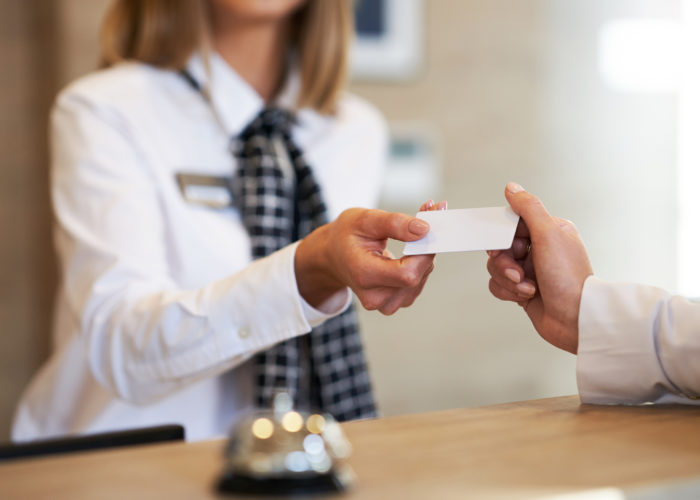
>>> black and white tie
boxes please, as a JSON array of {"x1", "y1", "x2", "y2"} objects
[{"x1": 230, "y1": 107, "x2": 376, "y2": 422}]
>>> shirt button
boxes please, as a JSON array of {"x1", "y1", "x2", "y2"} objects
[{"x1": 238, "y1": 327, "x2": 250, "y2": 339}]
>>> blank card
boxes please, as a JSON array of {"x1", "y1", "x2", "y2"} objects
[{"x1": 403, "y1": 207, "x2": 520, "y2": 255}]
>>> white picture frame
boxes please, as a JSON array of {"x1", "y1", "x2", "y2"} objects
[
  {"x1": 350, "y1": 0, "x2": 424, "y2": 81},
  {"x1": 379, "y1": 122, "x2": 441, "y2": 209}
]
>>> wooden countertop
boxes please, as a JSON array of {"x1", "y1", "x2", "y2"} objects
[{"x1": 2, "y1": 396, "x2": 699, "y2": 499}]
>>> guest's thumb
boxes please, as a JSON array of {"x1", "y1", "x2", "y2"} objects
[{"x1": 504, "y1": 182, "x2": 553, "y2": 234}]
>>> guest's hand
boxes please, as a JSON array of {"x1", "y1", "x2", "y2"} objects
[
  {"x1": 296, "y1": 202, "x2": 444, "y2": 315},
  {"x1": 486, "y1": 183, "x2": 593, "y2": 353}
]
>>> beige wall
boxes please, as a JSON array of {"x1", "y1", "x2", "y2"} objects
[
  {"x1": 355, "y1": 0, "x2": 679, "y2": 416},
  {"x1": 355, "y1": 0, "x2": 573, "y2": 414},
  {"x1": 0, "y1": 0, "x2": 680, "y2": 439},
  {"x1": 0, "y1": 1, "x2": 58, "y2": 442}
]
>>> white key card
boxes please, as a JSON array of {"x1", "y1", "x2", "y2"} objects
[{"x1": 403, "y1": 207, "x2": 520, "y2": 255}]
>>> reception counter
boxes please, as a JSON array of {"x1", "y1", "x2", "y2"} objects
[{"x1": 2, "y1": 396, "x2": 700, "y2": 499}]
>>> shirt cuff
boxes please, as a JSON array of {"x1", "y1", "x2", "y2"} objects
[
  {"x1": 205, "y1": 242, "x2": 314, "y2": 360},
  {"x1": 289, "y1": 242, "x2": 352, "y2": 328},
  {"x1": 576, "y1": 276, "x2": 678, "y2": 404},
  {"x1": 299, "y1": 288, "x2": 352, "y2": 328}
]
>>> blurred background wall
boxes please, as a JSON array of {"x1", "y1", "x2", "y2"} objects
[
  {"x1": 0, "y1": 0, "x2": 680, "y2": 440},
  {"x1": 0, "y1": 1, "x2": 59, "y2": 443}
]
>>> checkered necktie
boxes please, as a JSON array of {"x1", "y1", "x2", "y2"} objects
[{"x1": 230, "y1": 107, "x2": 376, "y2": 422}]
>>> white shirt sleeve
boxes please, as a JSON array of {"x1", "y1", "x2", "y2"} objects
[
  {"x1": 577, "y1": 276, "x2": 700, "y2": 405},
  {"x1": 50, "y1": 91, "x2": 345, "y2": 405},
  {"x1": 299, "y1": 289, "x2": 353, "y2": 328}
]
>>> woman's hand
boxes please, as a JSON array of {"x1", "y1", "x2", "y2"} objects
[{"x1": 295, "y1": 201, "x2": 445, "y2": 315}]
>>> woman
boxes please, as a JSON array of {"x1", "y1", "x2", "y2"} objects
[{"x1": 13, "y1": 0, "x2": 436, "y2": 441}]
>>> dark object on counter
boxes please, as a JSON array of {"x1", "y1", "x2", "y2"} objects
[
  {"x1": 0, "y1": 424, "x2": 185, "y2": 461},
  {"x1": 217, "y1": 393, "x2": 355, "y2": 496},
  {"x1": 218, "y1": 472, "x2": 347, "y2": 496}
]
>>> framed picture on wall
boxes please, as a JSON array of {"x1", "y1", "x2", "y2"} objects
[
  {"x1": 350, "y1": 0, "x2": 424, "y2": 81},
  {"x1": 379, "y1": 122, "x2": 441, "y2": 210}
]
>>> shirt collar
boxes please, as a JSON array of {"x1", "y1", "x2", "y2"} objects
[{"x1": 185, "y1": 52, "x2": 302, "y2": 137}]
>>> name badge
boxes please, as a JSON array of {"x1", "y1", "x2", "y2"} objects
[{"x1": 176, "y1": 173, "x2": 234, "y2": 209}]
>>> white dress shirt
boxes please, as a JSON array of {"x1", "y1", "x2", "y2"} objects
[
  {"x1": 12, "y1": 54, "x2": 387, "y2": 441},
  {"x1": 577, "y1": 276, "x2": 700, "y2": 405}
]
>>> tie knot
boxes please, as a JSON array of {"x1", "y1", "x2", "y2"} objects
[{"x1": 240, "y1": 106, "x2": 295, "y2": 141}]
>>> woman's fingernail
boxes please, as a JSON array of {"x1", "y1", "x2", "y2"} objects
[
  {"x1": 506, "y1": 182, "x2": 524, "y2": 194},
  {"x1": 505, "y1": 269, "x2": 521, "y2": 284},
  {"x1": 427, "y1": 200, "x2": 434, "y2": 208},
  {"x1": 409, "y1": 219, "x2": 430, "y2": 235},
  {"x1": 517, "y1": 282, "x2": 536, "y2": 295}
]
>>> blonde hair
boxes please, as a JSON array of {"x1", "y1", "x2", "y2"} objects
[{"x1": 100, "y1": 0, "x2": 353, "y2": 114}]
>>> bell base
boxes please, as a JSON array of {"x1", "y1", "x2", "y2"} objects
[{"x1": 217, "y1": 471, "x2": 348, "y2": 496}]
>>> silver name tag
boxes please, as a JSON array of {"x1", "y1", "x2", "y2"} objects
[{"x1": 176, "y1": 173, "x2": 233, "y2": 209}]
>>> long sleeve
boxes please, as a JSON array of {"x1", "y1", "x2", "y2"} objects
[
  {"x1": 51, "y1": 91, "x2": 319, "y2": 405},
  {"x1": 577, "y1": 276, "x2": 700, "y2": 404}
]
